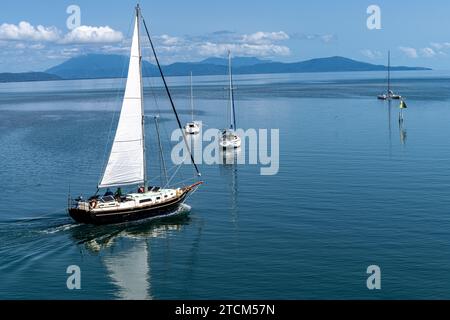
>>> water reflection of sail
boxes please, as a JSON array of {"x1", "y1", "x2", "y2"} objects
[
  {"x1": 219, "y1": 153, "x2": 238, "y2": 224},
  {"x1": 388, "y1": 100, "x2": 392, "y2": 156},
  {"x1": 220, "y1": 147, "x2": 241, "y2": 166},
  {"x1": 399, "y1": 119, "x2": 407, "y2": 145},
  {"x1": 70, "y1": 208, "x2": 190, "y2": 299},
  {"x1": 398, "y1": 100, "x2": 407, "y2": 145},
  {"x1": 104, "y1": 241, "x2": 151, "y2": 299}
]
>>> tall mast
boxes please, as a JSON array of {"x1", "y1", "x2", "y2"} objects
[
  {"x1": 387, "y1": 50, "x2": 391, "y2": 94},
  {"x1": 136, "y1": 4, "x2": 147, "y2": 188},
  {"x1": 190, "y1": 72, "x2": 194, "y2": 122},
  {"x1": 228, "y1": 51, "x2": 236, "y2": 130}
]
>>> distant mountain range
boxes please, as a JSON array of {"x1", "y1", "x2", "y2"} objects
[
  {"x1": 0, "y1": 72, "x2": 61, "y2": 83},
  {"x1": 0, "y1": 54, "x2": 431, "y2": 83},
  {"x1": 46, "y1": 54, "x2": 430, "y2": 80}
]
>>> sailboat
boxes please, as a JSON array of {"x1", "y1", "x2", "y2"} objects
[
  {"x1": 184, "y1": 72, "x2": 201, "y2": 135},
  {"x1": 378, "y1": 51, "x2": 401, "y2": 100},
  {"x1": 219, "y1": 51, "x2": 241, "y2": 149},
  {"x1": 68, "y1": 5, "x2": 202, "y2": 225}
]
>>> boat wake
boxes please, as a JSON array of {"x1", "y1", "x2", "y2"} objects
[
  {"x1": 68, "y1": 203, "x2": 193, "y2": 252},
  {"x1": 40, "y1": 223, "x2": 82, "y2": 235}
]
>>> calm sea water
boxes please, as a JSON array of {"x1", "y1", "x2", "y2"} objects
[{"x1": 2, "y1": 71, "x2": 450, "y2": 299}]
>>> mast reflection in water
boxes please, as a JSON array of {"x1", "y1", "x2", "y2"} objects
[{"x1": 69, "y1": 206, "x2": 191, "y2": 299}]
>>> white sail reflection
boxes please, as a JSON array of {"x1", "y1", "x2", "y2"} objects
[
  {"x1": 219, "y1": 154, "x2": 239, "y2": 225},
  {"x1": 72, "y1": 204, "x2": 191, "y2": 300},
  {"x1": 103, "y1": 241, "x2": 151, "y2": 300}
]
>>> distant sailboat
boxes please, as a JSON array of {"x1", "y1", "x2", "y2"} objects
[
  {"x1": 378, "y1": 51, "x2": 401, "y2": 100},
  {"x1": 219, "y1": 51, "x2": 241, "y2": 149},
  {"x1": 68, "y1": 5, "x2": 202, "y2": 225},
  {"x1": 184, "y1": 72, "x2": 201, "y2": 135}
]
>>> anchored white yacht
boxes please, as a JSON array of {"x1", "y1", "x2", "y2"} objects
[
  {"x1": 378, "y1": 51, "x2": 402, "y2": 100},
  {"x1": 184, "y1": 72, "x2": 201, "y2": 135},
  {"x1": 219, "y1": 51, "x2": 241, "y2": 149}
]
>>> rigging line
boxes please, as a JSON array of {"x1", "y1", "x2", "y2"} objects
[
  {"x1": 141, "y1": 15, "x2": 201, "y2": 177},
  {"x1": 230, "y1": 56, "x2": 237, "y2": 130},
  {"x1": 143, "y1": 48, "x2": 187, "y2": 185},
  {"x1": 147, "y1": 165, "x2": 187, "y2": 187},
  {"x1": 143, "y1": 152, "x2": 185, "y2": 184},
  {"x1": 170, "y1": 176, "x2": 197, "y2": 188},
  {"x1": 142, "y1": 54, "x2": 159, "y2": 184},
  {"x1": 141, "y1": 47, "x2": 188, "y2": 184},
  {"x1": 164, "y1": 154, "x2": 189, "y2": 188},
  {"x1": 154, "y1": 116, "x2": 168, "y2": 185},
  {"x1": 142, "y1": 62, "x2": 188, "y2": 187},
  {"x1": 142, "y1": 42, "x2": 177, "y2": 184}
]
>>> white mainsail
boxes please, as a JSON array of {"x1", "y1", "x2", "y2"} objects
[{"x1": 99, "y1": 13, "x2": 145, "y2": 188}]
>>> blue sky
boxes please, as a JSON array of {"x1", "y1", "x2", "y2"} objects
[{"x1": 1, "y1": 0, "x2": 450, "y2": 72}]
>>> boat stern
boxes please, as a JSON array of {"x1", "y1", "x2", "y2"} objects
[{"x1": 68, "y1": 198, "x2": 94, "y2": 223}]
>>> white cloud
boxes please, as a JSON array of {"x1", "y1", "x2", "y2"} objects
[
  {"x1": 399, "y1": 46, "x2": 418, "y2": 58},
  {"x1": 0, "y1": 21, "x2": 123, "y2": 45},
  {"x1": 320, "y1": 34, "x2": 336, "y2": 43},
  {"x1": 421, "y1": 47, "x2": 436, "y2": 58},
  {"x1": 157, "y1": 34, "x2": 182, "y2": 46},
  {"x1": 198, "y1": 42, "x2": 290, "y2": 57},
  {"x1": 144, "y1": 30, "x2": 293, "y2": 61},
  {"x1": 61, "y1": 26, "x2": 123, "y2": 44},
  {"x1": 29, "y1": 43, "x2": 45, "y2": 50},
  {"x1": 0, "y1": 21, "x2": 59, "y2": 42},
  {"x1": 430, "y1": 42, "x2": 450, "y2": 50},
  {"x1": 291, "y1": 33, "x2": 337, "y2": 43},
  {"x1": 61, "y1": 48, "x2": 80, "y2": 57},
  {"x1": 242, "y1": 31, "x2": 289, "y2": 44},
  {"x1": 360, "y1": 49, "x2": 382, "y2": 59},
  {"x1": 398, "y1": 45, "x2": 445, "y2": 58},
  {"x1": 0, "y1": 25, "x2": 293, "y2": 70},
  {"x1": 100, "y1": 44, "x2": 130, "y2": 54}
]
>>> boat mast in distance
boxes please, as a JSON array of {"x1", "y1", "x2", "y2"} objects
[
  {"x1": 377, "y1": 50, "x2": 401, "y2": 101},
  {"x1": 228, "y1": 50, "x2": 236, "y2": 130},
  {"x1": 387, "y1": 50, "x2": 390, "y2": 95},
  {"x1": 191, "y1": 72, "x2": 194, "y2": 122},
  {"x1": 219, "y1": 50, "x2": 241, "y2": 150},
  {"x1": 184, "y1": 72, "x2": 201, "y2": 135}
]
